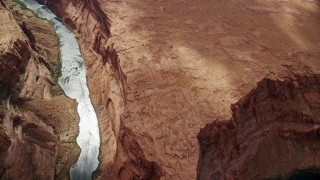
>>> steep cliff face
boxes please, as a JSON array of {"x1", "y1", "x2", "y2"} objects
[
  {"x1": 36, "y1": 0, "x2": 158, "y2": 179},
  {"x1": 0, "y1": 1, "x2": 80, "y2": 179},
  {"x1": 0, "y1": 3, "x2": 29, "y2": 94},
  {"x1": 198, "y1": 75, "x2": 320, "y2": 179},
  {"x1": 37, "y1": 0, "x2": 320, "y2": 179},
  {"x1": 112, "y1": 124, "x2": 164, "y2": 180},
  {"x1": 0, "y1": 4, "x2": 58, "y2": 178},
  {"x1": 2, "y1": 110, "x2": 57, "y2": 179}
]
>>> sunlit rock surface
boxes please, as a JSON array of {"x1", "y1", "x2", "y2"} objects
[
  {"x1": 0, "y1": 3, "x2": 29, "y2": 89},
  {"x1": 0, "y1": 0, "x2": 79, "y2": 179},
  {"x1": 34, "y1": 0, "x2": 320, "y2": 179}
]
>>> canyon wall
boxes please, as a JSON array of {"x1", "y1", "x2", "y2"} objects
[
  {"x1": 0, "y1": 2, "x2": 29, "y2": 95},
  {"x1": 37, "y1": 0, "x2": 320, "y2": 179},
  {"x1": 0, "y1": 3, "x2": 57, "y2": 178},
  {"x1": 198, "y1": 76, "x2": 320, "y2": 179},
  {"x1": 36, "y1": 0, "x2": 154, "y2": 178},
  {"x1": 0, "y1": 1, "x2": 79, "y2": 179}
]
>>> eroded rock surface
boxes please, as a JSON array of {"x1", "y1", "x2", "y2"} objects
[
  {"x1": 0, "y1": 1, "x2": 79, "y2": 179},
  {"x1": 198, "y1": 76, "x2": 320, "y2": 179},
  {"x1": 36, "y1": 0, "x2": 320, "y2": 179},
  {"x1": 36, "y1": 0, "x2": 128, "y2": 178},
  {"x1": 0, "y1": 3, "x2": 29, "y2": 91},
  {"x1": 2, "y1": 111, "x2": 57, "y2": 180}
]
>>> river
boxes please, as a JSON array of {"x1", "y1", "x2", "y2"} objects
[{"x1": 23, "y1": 0, "x2": 100, "y2": 179}]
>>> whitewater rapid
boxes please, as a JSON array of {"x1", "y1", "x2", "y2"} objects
[{"x1": 23, "y1": 0, "x2": 100, "y2": 179}]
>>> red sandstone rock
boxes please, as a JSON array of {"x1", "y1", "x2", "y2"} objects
[
  {"x1": 37, "y1": 0, "x2": 127, "y2": 178},
  {"x1": 2, "y1": 111, "x2": 57, "y2": 180},
  {"x1": 198, "y1": 76, "x2": 320, "y2": 179},
  {"x1": 0, "y1": 4, "x2": 30, "y2": 88},
  {"x1": 0, "y1": 1, "x2": 79, "y2": 179},
  {"x1": 36, "y1": 0, "x2": 320, "y2": 179}
]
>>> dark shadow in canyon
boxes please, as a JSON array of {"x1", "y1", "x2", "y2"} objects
[{"x1": 288, "y1": 169, "x2": 320, "y2": 180}]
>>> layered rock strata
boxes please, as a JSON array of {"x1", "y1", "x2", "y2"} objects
[
  {"x1": 2, "y1": 110, "x2": 57, "y2": 179},
  {"x1": 36, "y1": 0, "x2": 134, "y2": 178},
  {"x1": 36, "y1": 0, "x2": 320, "y2": 179},
  {"x1": 29, "y1": 0, "x2": 320, "y2": 179},
  {"x1": 0, "y1": 3, "x2": 29, "y2": 93},
  {"x1": 198, "y1": 76, "x2": 320, "y2": 179},
  {"x1": 0, "y1": 1, "x2": 79, "y2": 179}
]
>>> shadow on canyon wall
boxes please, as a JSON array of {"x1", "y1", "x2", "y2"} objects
[
  {"x1": 197, "y1": 75, "x2": 320, "y2": 179},
  {"x1": 110, "y1": 0, "x2": 320, "y2": 179}
]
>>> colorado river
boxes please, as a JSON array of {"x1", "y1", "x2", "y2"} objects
[{"x1": 23, "y1": 0, "x2": 100, "y2": 179}]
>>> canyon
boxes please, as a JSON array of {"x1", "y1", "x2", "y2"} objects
[
  {"x1": 1, "y1": 0, "x2": 320, "y2": 179},
  {"x1": 0, "y1": 0, "x2": 80, "y2": 179},
  {"x1": 21, "y1": 0, "x2": 101, "y2": 179}
]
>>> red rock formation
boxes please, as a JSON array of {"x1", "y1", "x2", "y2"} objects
[
  {"x1": 0, "y1": 4, "x2": 30, "y2": 89},
  {"x1": 2, "y1": 111, "x2": 57, "y2": 180},
  {"x1": 113, "y1": 124, "x2": 164, "y2": 180},
  {"x1": 0, "y1": 1, "x2": 80, "y2": 179},
  {"x1": 0, "y1": 131, "x2": 10, "y2": 176},
  {"x1": 198, "y1": 76, "x2": 320, "y2": 179},
  {"x1": 36, "y1": 0, "x2": 320, "y2": 179},
  {"x1": 36, "y1": 0, "x2": 146, "y2": 178},
  {"x1": 0, "y1": 0, "x2": 55, "y2": 100}
]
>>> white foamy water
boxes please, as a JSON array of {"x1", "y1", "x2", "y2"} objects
[{"x1": 23, "y1": 0, "x2": 100, "y2": 179}]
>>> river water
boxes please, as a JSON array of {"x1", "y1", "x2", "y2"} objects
[{"x1": 23, "y1": 0, "x2": 100, "y2": 179}]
